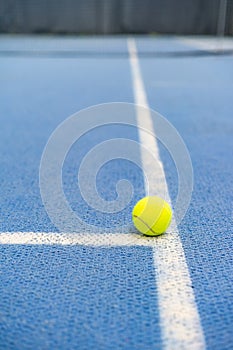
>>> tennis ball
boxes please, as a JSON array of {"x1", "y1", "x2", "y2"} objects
[{"x1": 132, "y1": 196, "x2": 172, "y2": 236}]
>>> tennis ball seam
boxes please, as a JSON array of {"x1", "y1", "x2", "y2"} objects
[{"x1": 133, "y1": 214, "x2": 158, "y2": 235}]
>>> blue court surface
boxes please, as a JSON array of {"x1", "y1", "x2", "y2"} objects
[{"x1": 0, "y1": 35, "x2": 233, "y2": 349}]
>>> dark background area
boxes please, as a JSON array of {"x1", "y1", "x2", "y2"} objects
[{"x1": 0, "y1": 0, "x2": 232, "y2": 35}]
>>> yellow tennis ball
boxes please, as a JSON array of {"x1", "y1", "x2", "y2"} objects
[{"x1": 132, "y1": 196, "x2": 172, "y2": 236}]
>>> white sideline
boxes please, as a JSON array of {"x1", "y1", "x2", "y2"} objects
[{"x1": 128, "y1": 38, "x2": 206, "y2": 350}]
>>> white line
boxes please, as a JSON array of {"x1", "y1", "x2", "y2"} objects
[
  {"x1": 0, "y1": 232, "x2": 153, "y2": 246},
  {"x1": 128, "y1": 38, "x2": 206, "y2": 350},
  {"x1": 179, "y1": 37, "x2": 233, "y2": 52}
]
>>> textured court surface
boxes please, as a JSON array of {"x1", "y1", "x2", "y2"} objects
[{"x1": 0, "y1": 35, "x2": 233, "y2": 349}]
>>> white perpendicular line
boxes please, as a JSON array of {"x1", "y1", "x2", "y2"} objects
[
  {"x1": 0, "y1": 232, "x2": 154, "y2": 247},
  {"x1": 128, "y1": 37, "x2": 206, "y2": 349}
]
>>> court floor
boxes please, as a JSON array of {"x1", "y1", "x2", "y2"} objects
[{"x1": 0, "y1": 35, "x2": 233, "y2": 350}]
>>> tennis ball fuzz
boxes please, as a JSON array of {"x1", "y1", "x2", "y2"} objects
[{"x1": 132, "y1": 196, "x2": 172, "y2": 236}]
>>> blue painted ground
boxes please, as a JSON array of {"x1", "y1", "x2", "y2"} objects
[
  {"x1": 0, "y1": 245, "x2": 160, "y2": 350},
  {"x1": 0, "y1": 35, "x2": 233, "y2": 349}
]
